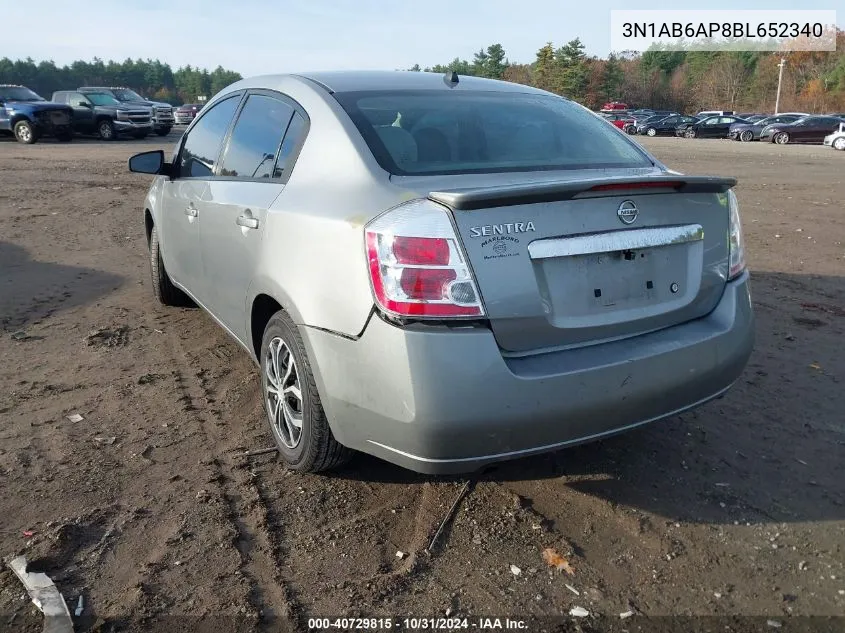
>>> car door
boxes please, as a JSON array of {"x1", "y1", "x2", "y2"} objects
[
  {"x1": 808, "y1": 118, "x2": 840, "y2": 142},
  {"x1": 696, "y1": 117, "x2": 717, "y2": 137},
  {"x1": 159, "y1": 93, "x2": 242, "y2": 304},
  {"x1": 709, "y1": 117, "x2": 733, "y2": 137},
  {"x1": 658, "y1": 116, "x2": 678, "y2": 132},
  {"x1": 199, "y1": 91, "x2": 308, "y2": 341},
  {"x1": 66, "y1": 92, "x2": 95, "y2": 132}
]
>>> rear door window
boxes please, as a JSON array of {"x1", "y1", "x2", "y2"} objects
[
  {"x1": 179, "y1": 95, "x2": 240, "y2": 178},
  {"x1": 218, "y1": 94, "x2": 294, "y2": 179},
  {"x1": 274, "y1": 111, "x2": 308, "y2": 180}
]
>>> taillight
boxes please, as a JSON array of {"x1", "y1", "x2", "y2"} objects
[
  {"x1": 365, "y1": 199, "x2": 485, "y2": 318},
  {"x1": 727, "y1": 189, "x2": 746, "y2": 280}
]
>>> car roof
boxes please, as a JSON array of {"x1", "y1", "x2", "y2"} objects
[{"x1": 241, "y1": 70, "x2": 551, "y2": 95}]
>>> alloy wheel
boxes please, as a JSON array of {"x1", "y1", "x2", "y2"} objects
[
  {"x1": 16, "y1": 125, "x2": 32, "y2": 143},
  {"x1": 834, "y1": 137, "x2": 845, "y2": 151},
  {"x1": 264, "y1": 336, "x2": 303, "y2": 449},
  {"x1": 775, "y1": 132, "x2": 789, "y2": 145},
  {"x1": 740, "y1": 130, "x2": 753, "y2": 142}
]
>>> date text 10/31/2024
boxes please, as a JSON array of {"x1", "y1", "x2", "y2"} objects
[{"x1": 308, "y1": 617, "x2": 528, "y2": 630}]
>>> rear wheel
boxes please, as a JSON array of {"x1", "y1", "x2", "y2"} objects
[
  {"x1": 833, "y1": 137, "x2": 845, "y2": 151},
  {"x1": 740, "y1": 130, "x2": 754, "y2": 142},
  {"x1": 149, "y1": 226, "x2": 190, "y2": 306},
  {"x1": 774, "y1": 132, "x2": 790, "y2": 145},
  {"x1": 260, "y1": 311, "x2": 352, "y2": 473},
  {"x1": 98, "y1": 119, "x2": 115, "y2": 141},
  {"x1": 13, "y1": 120, "x2": 37, "y2": 144}
]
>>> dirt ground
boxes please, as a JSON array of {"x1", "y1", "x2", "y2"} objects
[{"x1": 0, "y1": 132, "x2": 843, "y2": 633}]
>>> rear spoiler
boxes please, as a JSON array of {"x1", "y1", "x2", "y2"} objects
[{"x1": 429, "y1": 175, "x2": 737, "y2": 211}]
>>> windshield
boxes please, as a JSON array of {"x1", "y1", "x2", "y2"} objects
[
  {"x1": 112, "y1": 88, "x2": 146, "y2": 102},
  {"x1": 87, "y1": 93, "x2": 121, "y2": 106},
  {"x1": 0, "y1": 86, "x2": 44, "y2": 102},
  {"x1": 334, "y1": 90, "x2": 651, "y2": 176}
]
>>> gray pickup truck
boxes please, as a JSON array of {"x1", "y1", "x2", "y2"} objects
[
  {"x1": 52, "y1": 90, "x2": 153, "y2": 140},
  {"x1": 78, "y1": 86, "x2": 174, "y2": 136}
]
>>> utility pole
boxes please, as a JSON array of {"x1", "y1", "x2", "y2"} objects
[{"x1": 775, "y1": 57, "x2": 786, "y2": 114}]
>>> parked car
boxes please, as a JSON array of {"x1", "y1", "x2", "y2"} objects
[
  {"x1": 736, "y1": 113, "x2": 768, "y2": 122},
  {"x1": 640, "y1": 115, "x2": 699, "y2": 137},
  {"x1": 680, "y1": 115, "x2": 751, "y2": 138},
  {"x1": 52, "y1": 91, "x2": 153, "y2": 140},
  {"x1": 823, "y1": 122, "x2": 845, "y2": 150},
  {"x1": 635, "y1": 113, "x2": 681, "y2": 134},
  {"x1": 598, "y1": 111, "x2": 635, "y2": 130},
  {"x1": 760, "y1": 115, "x2": 845, "y2": 144},
  {"x1": 127, "y1": 71, "x2": 753, "y2": 474},
  {"x1": 79, "y1": 87, "x2": 174, "y2": 136},
  {"x1": 174, "y1": 103, "x2": 204, "y2": 125},
  {"x1": 0, "y1": 84, "x2": 73, "y2": 143},
  {"x1": 696, "y1": 110, "x2": 735, "y2": 118},
  {"x1": 600, "y1": 101, "x2": 629, "y2": 111},
  {"x1": 729, "y1": 113, "x2": 807, "y2": 141}
]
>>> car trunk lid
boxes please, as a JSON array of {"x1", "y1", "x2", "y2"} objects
[{"x1": 425, "y1": 173, "x2": 736, "y2": 353}]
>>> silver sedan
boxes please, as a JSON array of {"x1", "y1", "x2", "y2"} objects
[{"x1": 128, "y1": 71, "x2": 754, "y2": 474}]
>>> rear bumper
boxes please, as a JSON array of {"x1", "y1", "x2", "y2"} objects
[{"x1": 303, "y1": 273, "x2": 755, "y2": 474}]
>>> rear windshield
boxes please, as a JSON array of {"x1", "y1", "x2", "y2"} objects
[{"x1": 334, "y1": 90, "x2": 652, "y2": 175}]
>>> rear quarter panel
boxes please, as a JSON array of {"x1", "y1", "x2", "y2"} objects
[{"x1": 244, "y1": 78, "x2": 413, "y2": 339}]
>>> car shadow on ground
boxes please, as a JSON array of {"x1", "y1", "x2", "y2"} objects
[
  {"x1": 327, "y1": 270, "x2": 844, "y2": 525},
  {"x1": 0, "y1": 241, "x2": 124, "y2": 330}
]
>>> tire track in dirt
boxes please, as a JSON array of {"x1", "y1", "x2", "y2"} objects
[{"x1": 163, "y1": 312, "x2": 302, "y2": 630}]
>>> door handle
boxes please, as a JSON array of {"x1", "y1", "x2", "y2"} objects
[
  {"x1": 184, "y1": 206, "x2": 198, "y2": 217},
  {"x1": 236, "y1": 214, "x2": 259, "y2": 229}
]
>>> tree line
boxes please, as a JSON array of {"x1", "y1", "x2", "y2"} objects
[
  {"x1": 0, "y1": 57, "x2": 242, "y2": 105},
  {"x1": 4, "y1": 35, "x2": 845, "y2": 113},
  {"x1": 411, "y1": 32, "x2": 845, "y2": 113}
]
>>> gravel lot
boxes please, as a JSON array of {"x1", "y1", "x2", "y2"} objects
[{"x1": 1, "y1": 132, "x2": 843, "y2": 632}]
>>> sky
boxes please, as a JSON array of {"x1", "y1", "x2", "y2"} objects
[{"x1": 5, "y1": 0, "x2": 842, "y2": 76}]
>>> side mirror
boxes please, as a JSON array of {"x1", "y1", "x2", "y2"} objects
[{"x1": 129, "y1": 150, "x2": 167, "y2": 175}]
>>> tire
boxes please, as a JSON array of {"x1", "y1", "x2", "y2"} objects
[
  {"x1": 156, "y1": 126, "x2": 172, "y2": 137},
  {"x1": 626, "y1": 125, "x2": 637, "y2": 135},
  {"x1": 149, "y1": 226, "x2": 191, "y2": 306},
  {"x1": 56, "y1": 130, "x2": 74, "y2": 143},
  {"x1": 774, "y1": 132, "x2": 789, "y2": 145},
  {"x1": 834, "y1": 137, "x2": 845, "y2": 151},
  {"x1": 685, "y1": 129, "x2": 696, "y2": 138},
  {"x1": 98, "y1": 119, "x2": 116, "y2": 141},
  {"x1": 646, "y1": 127, "x2": 657, "y2": 137},
  {"x1": 740, "y1": 130, "x2": 754, "y2": 142},
  {"x1": 260, "y1": 311, "x2": 352, "y2": 473},
  {"x1": 13, "y1": 120, "x2": 37, "y2": 144}
]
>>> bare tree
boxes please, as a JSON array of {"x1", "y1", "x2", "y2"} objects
[{"x1": 696, "y1": 55, "x2": 751, "y2": 109}]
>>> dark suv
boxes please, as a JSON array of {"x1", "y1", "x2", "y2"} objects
[
  {"x1": 0, "y1": 85, "x2": 74, "y2": 143},
  {"x1": 52, "y1": 91, "x2": 153, "y2": 140},
  {"x1": 79, "y1": 87, "x2": 174, "y2": 136}
]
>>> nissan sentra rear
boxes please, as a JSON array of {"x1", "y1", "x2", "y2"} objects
[
  {"x1": 307, "y1": 77, "x2": 755, "y2": 473},
  {"x1": 132, "y1": 71, "x2": 754, "y2": 475}
]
